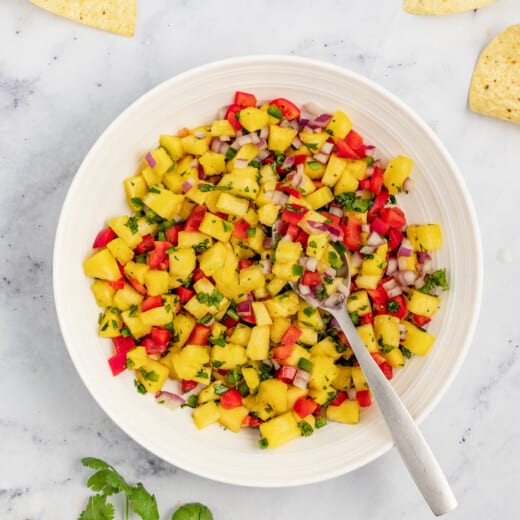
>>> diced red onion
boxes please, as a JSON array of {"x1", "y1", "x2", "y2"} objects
[
  {"x1": 190, "y1": 158, "x2": 199, "y2": 168},
  {"x1": 219, "y1": 142, "x2": 230, "y2": 155},
  {"x1": 324, "y1": 266, "x2": 337, "y2": 278},
  {"x1": 304, "y1": 257, "x2": 318, "y2": 272},
  {"x1": 291, "y1": 172, "x2": 303, "y2": 187},
  {"x1": 292, "y1": 136, "x2": 302, "y2": 149},
  {"x1": 324, "y1": 292, "x2": 345, "y2": 309},
  {"x1": 237, "y1": 134, "x2": 254, "y2": 147},
  {"x1": 298, "y1": 284, "x2": 311, "y2": 295},
  {"x1": 296, "y1": 163, "x2": 304, "y2": 176},
  {"x1": 398, "y1": 238, "x2": 413, "y2": 257},
  {"x1": 382, "y1": 278, "x2": 397, "y2": 291},
  {"x1": 337, "y1": 282, "x2": 350, "y2": 296},
  {"x1": 417, "y1": 252, "x2": 431, "y2": 263},
  {"x1": 366, "y1": 231, "x2": 385, "y2": 247},
  {"x1": 272, "y1": 191, "x2": 289, "y2": 206},
  {"x1": 219, "y1": 135, "x2": 231, "y2": 142},
  {"x1": 361, "y1": 224, "x2": 371, "y2": 234},
  {"x1": 386, "y1": 286, "x2": 403, "y2": 298},
  {"x1": 256, "y1": 138, "x2": 267, "y2": 150},
  {"x1": 395, "y1": 270, "x2": 417, "y2": 286},
  {"x1": 403, "y1": 177, "x2": 415, "y2": 192},
  {"x1": 210, "y1": 138, "x2": 221, "y2": 153},
  {"x1": 294, "y1": 371, "x2": 311, "y2": 388},
  {"x1": 386, "y1": 257, "x2": 398, "y2": 275},
  {"x1": 421, "y1": 259, "x2": 434, "y2": 276},
  {"x1": 194, "y1": 130, "x2": 206, "y2": 139},
  {"x1": 288, "y1": 119, "x2": 300, "y2": 131},
  {"x1": 145, "y1": 152, "x2": 156, "y2": 168},
  {"x1": 260, "y1": 126, "x2": 269, "y2": 140},
  {"x1": 256, "y1": 149, "x2": 270, "y2": 161},
  {"x1": 330, "y1": 316, "x2": 341, "y2": 329},
  {"x1": 347, "y1": 388, "x2": 357, "y2": 400},
  {"x1": 282, "y1": 156, "x2": 296, "y2": 169},
  {"x1": 350, "y1": 252, "x2": 363, "y2": 269},
  {"x1": 414, "y1": 276, "x2": 426, "y2": 289},
  {"x1": 304, "y1": 293, "x2": 321, "y2": 308},
  {"x1": 328, "y1": 206, "x2": 343, "y2": 218},
  {"x1": 313, "y1": 152, "x2": 329, "y2": 165},
  {"x1": 154, "y1": 391, "x2": 185, "y2": 410},
  {"x1": 234, "y1": 158, "x2": 249, "y2": 169},
  {"x1": 236, "y1": 301, "x2": 252, "y2": 315},
  {"x1": 263, "y1": 237, "x2": 273, "y2": 249},
  {"x1": 360, "y1": 245, "x2": 376, "y2": 255},
  {"x1": 230, "y1": 139, "x2": 241, "y2": 150},
  {"x1": 307, "y1": 220, "x2": 342, "y2": 237},
  {"x1": 249, "y1": 132, "x2": 260, "y2": 145},
  {"x1": 260, "y1": 259, "x2": 272, "y2": 274},
  {"x1": 366, "y1": 145, "x2": 376, "y2": 151},
  {"x1": 320, "y1": 141, "x2": 334, "y2": 154},
  {"x1": 272, "y1": 359, "x2": 281, "y2": 371},
  {"x1": 181, "y1": 179, "x2": 195, "y2": 193}
]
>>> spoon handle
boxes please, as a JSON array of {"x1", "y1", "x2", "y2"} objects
[{"x1": 331, "y1": 308, "x2": 457, "y2": 516}]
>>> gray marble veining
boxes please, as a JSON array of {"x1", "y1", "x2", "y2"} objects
[{"x1": 1, "y1": 0, "x2": 520, "y2": 518}]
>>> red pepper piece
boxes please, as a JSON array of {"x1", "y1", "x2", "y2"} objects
[
  {"x1": 329, "y1": 391, "x2": 348, "y2": 407},
  {"x1": 108, "y1": 278, "x2": 125, "y2": 290},
  {"x1": 356, "y1": 390, "x2": 372, "y2": 407},
  {"x1": 385, "y1": 295, "x2": 407, "y2": 320},
  {"x1": 225, "y1": 103, "x2": 242, "y2": 131},
  {"x1": 113, "y1": 336, "x2": 136, "y2": 355},
  {"x1": 165, "y1": 224, "x2": 182, "y2": 244},
  {"x1": 134, "y1": 234, "x2": 155, "y2": 254},
  {"x1": 276, "y1": 365, "x2": 298, "y2": 384},
  {"x1": 380, "y1": 207, "x2": 406, "y2": 230},
  {"x1": 108, "y1": 352, "x2": 128, "y2": 376},
  {"x1": 127, "y1": 276, "x2": 147, "y2": 295},
  {"x1": 302, "y1": 271, "x2": 322, "y2": 287},
  {"x1": 93, "y1": 228, "x2": 117, "y2": 249},
  {"x1": 234, "y1": 91, "x2": 257, "y2": 108},
  {"x1": 369, "y1": 167, "x2": 385, "y2": 195},
  {"x1": 187, "y1": 324, "x2": 212, "y2": 346},
  {"x1": 176, "y1": 286, "x2": 194, "y2": 303},
  {"x1": 232, "y1": 218, "x2": 251, "y2": 239},
  {"x1": 293, "y1": 396, "x2": 318, "y2": 418},
  {"x1": 272, "y1": 344, "x2": 293, "y2": 360},
  {"x1": 341, "y1": 215, "x2": 362, "y2": 251},
  {"x1": 269, "y1": 98, "x2": 301, "y2": 120},
  {"x1": 141, "y1": 295, "x2": 163, "y2": 312},
  {"x1": 183, "y1": 205, "x2": 207, "y2": 232},
  {"x1": 148, "y1": 241, "x2": 171, "y2": 270},
  {"x1": 220, "y1": 388, "x2": 243, "y2": 409},
  {"x1": 281, "y1": 325, "x2": 302, "y2": 346}
]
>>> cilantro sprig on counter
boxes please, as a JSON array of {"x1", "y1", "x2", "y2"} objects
[{"x1": 78, "y1": 457, "x2": 213, "y2": 520}]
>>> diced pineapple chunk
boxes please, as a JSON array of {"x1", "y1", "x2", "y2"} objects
[
  {"x1": 306, "y1": 186, "x2": 335, "y2": 210},
  {"x1": 238, "y1": 107, "x2": 269, "y2": 132},
  {"x1": 326, "y1": 399, "x2": 360, "y2": 424},
  {"x1": 247, "y1": 325, "x2": 270, "y2": 360},
  {"x1": 406, "y1": 289, "x2": 440, "y2": 317},
  {"x1": 216, "y1": 192, "x2": 250, "y2": 216},
  {"x1": 251, "y1": 302, "x2": 273, "y2": 326},
  {"x1": 218, "y1": 405, "x2": 249, "y2": 433},
  {"x1": 113, "y1": 283, "x2": 144, "y2": 311},
  {"x1": 83, "y1": 248, "x2": 121, "y2": 281},
  {"x1": 374, "y1": 314, "x2": 401, "y2": 351},
  {"x1": 268, "y1": 125, "x2": 297, "y2": 152},
  {"x1": 144, "y1": 187, "x2": 184, "y2": 220},
  {"x1": 326, "y1": 110, "x2": 352, "y2": 139},
  {"x1": 144, "y1": 269, "x2": 169, "y2": 296},
  {"x1": 383, "y1": 155, "x2": 413, "y2": 195},
  {"x1": 264, "y1": 291, "x2": 299, "y2": 318},
  {"x1": 402, "y1": 321, "x2": 435, "y2": 355},
  {"x1": 199, "y1": 151, "x2": 226, "y2": 176},
  {"x1": 356, "y1": 323, "x2": 378, "y2": 353},
  {"x1": 259, "y1": 412, "x2": 301, "y2": 448},
  {"x1": 406, "y1": 224, "x2": 443, "y2": 252},
  {"x1": 159, "y1": 135, "x2": 184, "y2": 160},
  {"x1": 351, "y1": 366, "x2": 368, "y2": 391},
  {"x1": 192, "y1": 401, "x2": 220, "y2": 429},
  {"x1": 98, "y1": 308, "x2": 122, "y2": 338},
  {"x1": 108, "y1": 216, "x2": 143, "y2": 249},
  {"x1": 321, "y1": 154, "x2": 347, "y2": 186},
  {"x1": 91, "y1": 280, "x2": 115, "y2": 307},
  {"x1": 135, "y1": 359, "x2": 170, "y2": 393}
]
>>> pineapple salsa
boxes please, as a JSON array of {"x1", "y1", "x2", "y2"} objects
[{"x1": 83, "y1": 91, "x2": 449, "y2": 449}]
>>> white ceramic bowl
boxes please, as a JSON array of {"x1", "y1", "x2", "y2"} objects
[{"x1": 54, "y1": 55, "x2": 482, "y2": 487}]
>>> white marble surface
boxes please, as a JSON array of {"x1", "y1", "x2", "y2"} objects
[{"x1": 1, "y1": 0, "x2": 519, "y2": 518}]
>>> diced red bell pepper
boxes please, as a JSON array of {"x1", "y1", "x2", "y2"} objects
[
  {"x1": 93, "y1": 227, "x2": 117, "y2": 248},
  {"x1": 141, "y1": 336, "x2": 167, "y2": 355},
  {"x1": 336, "y1": 138, "x2": 359, "y2": 159},
  {"x1": 285, "y1": 224, "x2": 300, "y2": 240},
  {"x1": 356, "y1": 390, "x2": 372, "y2": 407},
  {"x1": 141, "y1": 295, "x2": 163, "y2": 312},
  {"x1": 221, "y1": 315, "x2": 239, "y2": 328},
  {"x1": 148, "y1": 241, "x2": 171, "y2": 270},
  {"x1": 385, "y1": 295, "x2": 407, "y2": 320},
  {"x1": 281, "y1": 325, "x2": 302, "y2": 346},
  {"x1": 176, "y1": 286, "x2": 194, "y2": 303},
  {"x1": 127, "y1": 276, "x2": 147, "y2": 295},
  {"x1": 293, "y1": 154, "x2": 308, "y2": 166},
  {"x1": 242, "y1": 414, "x2": 263, "y2": 428},
  {"x1": 232, "y1": 218, "x2": 251, "y2": 239},
  {"x1": 269, "y1": 97, "x2": 301, "y2": 120},
  {"x1": 359, "y1": 178, "x2": 371, "y2": 191},
  {"x1": 151, "y1": 326, "x2": 171, "y2": 348},
  {"x1": 181, "y1": 379, "x2": 199, "y2": 393},
  {"x1": 329, "y1": 391, "x2": 348, "y2": 407},
  {"x1": 346, "y1": 130, "x2": 366, "y2": 157},
  {"x1": 193, "y1": 268, "x2": 206, "y2": 282},
  {"x1": 369, "y1": 167, "x2": 385, "y2": 195},
  {"x1": 388, "y1": 228, "x2": 403, "y2": 251},
  {"x1": 276, "y1": 183, "x2": 302, "y2": 198},
  {"x1": 234, "y1": 91, "x2": 257, "y2": 108},
  {"x1": 380, "y1": 362, "x2": 393, "y2": 380},
  {"x1": 108, "y1": 352, "x2": 128, "y2": 376},
  {"x1": 367, "y1": 188, "x2": 389, "y2": 222},
  {"x1": 276, "y1": 365, "x2": 298, "y2": 384},
  {"x1": 380, "y1": 207, "x2": 406, "y2": 230},
  {"x1": 371, "y1": 352, "x2": 387, "y2": 365},
  {"x1": 370, "y1": 217, "x2": 390, "y2": 236},
  {"x1": 225, "y1": 103, "x2": 242, "y2": 131},
  {"x1": 241, "y1": 311, "x2": 257, "y2": 325},
  {"x1": 187, "y1": 324, "x2": 212, "y2": 345},
  {"x1": 302, "y1": 271, "x2": 322, "y2": 287},
  {"x1": 272, "y1": 344, "x2": 293, "y2": 360},
  {"x1": 320, "y1": 211, "x2": 342, "y2": 227},
  {"x1": 342, "y1": 215, "x2": 362, "y2": 251},
  {"x1": 367, "y1": 286, "x2": 388, "y2": 306},
  {"x1": 295, "y1": 229, "x2": 309, "y2": 248},
  {"x1": 281, "y1": 206, "x2": 308, "y2": 226},
  {"x1": 165, "y1": 224, "x2": 182, "y2": 244},
  {"x1": 108, "y1": 277, "x2": 125, "y2": 290},
  {"x1": 358, "y1": 312, "x2": 374, "y2": 325},
  {"x1": 293, "y1": 396, "x2": 318, "y2": 418},
  {"x1": 337, "y1": 331, "x2": 350, "y2": 349},
  {"x1": 113, "y1": 336, "x2": 136, "y2": 355},
  {"x1": 239, "y1": 259, "x2": 254, "y2": 270},
  {"x1": 135, "y1": 234, "x2": 155, "y2": 254},
  {"x1": 184, "y1": 205, "x2": 207, "y2": 232},
  {"x1": 412, "y1": 314, "x2": 432, "y2": 327},
  {"x1": 313, "y1": 180, "x2": 325, "y2": 189},
  {"x1": 220, "y1": 388, "x2": 243, "y2": 409}
]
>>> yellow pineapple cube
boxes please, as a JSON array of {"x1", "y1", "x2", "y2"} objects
[
  {"x1": 199, "y1": 151, "x2": 226, "y2": 176},
  {"x1": 192, "y1": 401, "x2": 220, "y2": 429},
  {"x1": 383, "y1": 155, "x2": 413, "y2": 195},
  {"x1": 247, "y1": 325, "x2": 270, "y2": 360},
  {"x1": 144, "y1": 187, "x2": 184, "y2": 220},
  {"x1": 108, "y1": 216, "x2": 143, "y2": 249},
  {"x1": 91, "y1": 280, "x2": 115, "y2": 307},
  {"x1": 326, "y1": 399, "x2": 360, "y2": 424},
  {"x1": 406, "y1": 289, "x2": 440, "y2": 317},
  {"x1": 259, "y1": 412, "x2": 300, "y2": 448},
  {"x1": 402, "y1": 321, "x2": 435, "y2": 355},
  {"x1": 199, "y1": 213, "x2": 233, "y2": 242},
  {"x1": 306, "y1": 186, "x2": 335, "y2": 210},
  {"x1": 326, "y1": 110, "x2": 352, "y2": 139},
  {"x1": 238, "y1": 107, "x2": 269, "y2": 132},
  {"x1": 268, "y1": 125, "x2": 297, "y2": 152},
  {"x1": 159, "y1": 134, "x2": 184, "y2": 160},
  {"x1": 406, "y1": 224, "x2": 443, "y2": 252},
  {"x1": 144, "y1": 270, "x2": 169, "y2": 296},
  {"x1": 216, "y1": 192, "x2": 250, "y2": 216},
  {"x1": 218, "y1": 405, "x2": 249, "y2": 433},
  {"x1": 83, "y1": 248, "x2": 121, "y2": 281}
]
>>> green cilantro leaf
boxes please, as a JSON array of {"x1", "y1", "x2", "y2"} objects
[
  {"x1": 78, "y1": 495, "x2": 115, "y2": 520},
  {"x1": 419, "y1": 269, "x2": 449, "y2": 294}
]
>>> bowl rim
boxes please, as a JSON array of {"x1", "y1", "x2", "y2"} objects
[{"x1": 53, "y1": 54, "x2": 483, "y2": 486}]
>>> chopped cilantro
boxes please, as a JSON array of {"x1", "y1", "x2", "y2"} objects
[
  {"x1": 292, "y1": 264, "x2": 304, "y2": 276},
  {"x1": 198, "y1": 183, "x2": 232, "y2": 192},
  {"x1": 328, "y1": 251, "x2": 342, "y2": 269},
  {"x1": 302, "y1": 141, "x2": 319, "y2": 150},
  {"x1": 149, "y1": 186, "x2": 161, "y2": 194},
  {"x1": 297, "y1": 420, "x2": 314, "y2": 437},
  {"x1": 365, "y1": 156, "x2": 374, "y2": 166},
  {"x1": 246, "y1": 226, "x2": 257, "y2": 237},
  {"x1": 303, "y1": 306, "x2": 316, "y2": 317},
  {"x1": 315, "y1": 416, "x2": 327, "y2": 428},
  {"x1": 335, "y1": 192, "x2": 374, "y2": 213},
  {"x1": 129, "y1": 304, "x2": 139, "y2": 317},
  {"x1": 193, "y1": 238, "x2": 210, "y2": 253},
  {"x1": 386, "y1": 300, "x2": 400, "y2": 313},
  {"x1": 214, "y1": 383, "x2": 229, "y2": 395},
  {"x1": 125, "y1": 216, "x2": 139, "y2": 234},
  {"x1": 419, "y1": 269, "x2": 449, "y2": 294},
  {"x1": 258, "y1": 438, "x2": 269, "y2": 449},
  {"x1": 267, "y1": 105, "x2": 283, "y2": 119},
  {"x1": 134, "y1": 379, "x2": 146, "y2": 394},
  {"x1": 401, "y1": 346, "x2": 412, "y2": 359},
  {"x1": 130, "y1": 197, "x2": 143, "y2": 208},
  {"x1": 225, "y1": 148, "x2": 237, "y2": 160},
  {"x1": 349, "y1": 311, "x2": 359, "y2": 325}
]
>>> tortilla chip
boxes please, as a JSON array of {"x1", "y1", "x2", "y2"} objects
[
  {"x1": 469, "y1": 25, "x2": 520, "y2": 124},
  {"x1": 403, "y1": 0, "x2": 496, "y2": 15},
  {"x1": 30, "y1": 0, "x2": 136, "y2": 37}
]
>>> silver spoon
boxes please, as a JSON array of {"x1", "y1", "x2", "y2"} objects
[{"x1": 292, "y1": 250, "x2": 457, "y2": 516}]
